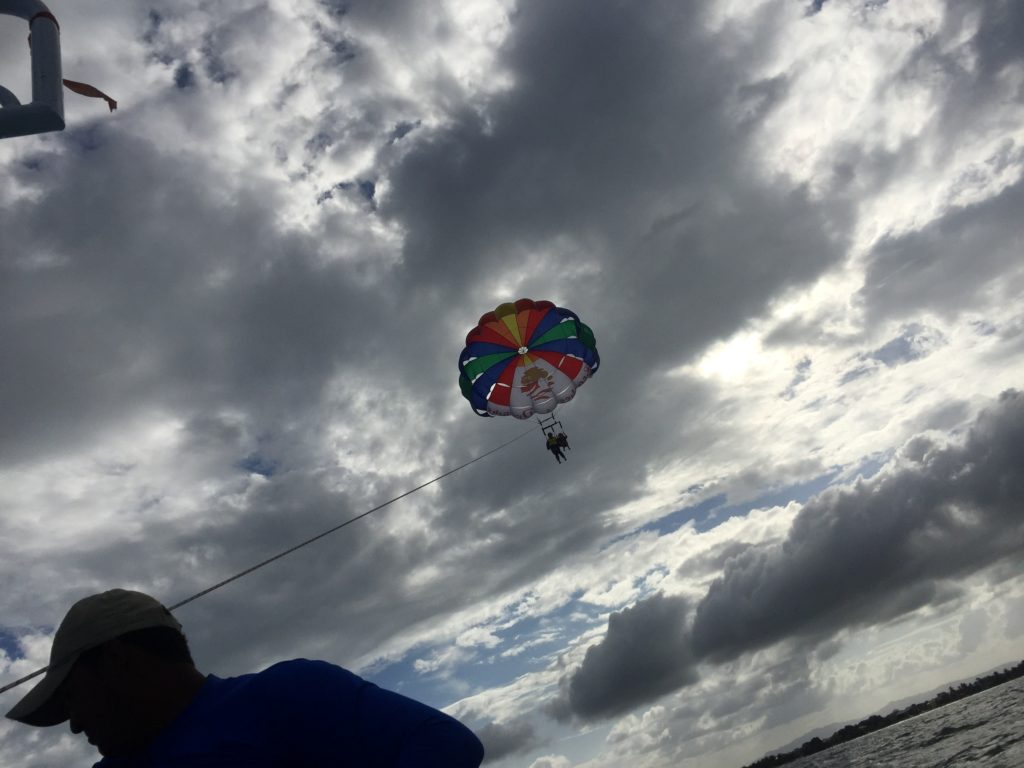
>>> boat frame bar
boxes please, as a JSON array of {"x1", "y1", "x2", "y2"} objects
[{"x1": 0, "y1": 0, "x2": 64, "y2": 139}]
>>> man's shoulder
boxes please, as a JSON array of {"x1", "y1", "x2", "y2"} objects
[
  {"x1": 254, "y1": 658, "x2": 358, "y2": 683},
  {"x1": 242, "y1": 658, "x2": 367, "y2": 701}
]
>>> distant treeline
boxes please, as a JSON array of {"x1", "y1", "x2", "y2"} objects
[{"x1": 742, "y1": 659, "x2": 1024, "y2": 768}]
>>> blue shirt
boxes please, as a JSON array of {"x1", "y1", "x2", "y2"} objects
[{"x1": 96, "y1": 659, "x2": 484, "y2": 767}]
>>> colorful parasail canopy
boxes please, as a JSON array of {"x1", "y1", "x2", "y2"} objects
[{"x1": 458, "y1": 299, "x2": 599, "y2": 419}]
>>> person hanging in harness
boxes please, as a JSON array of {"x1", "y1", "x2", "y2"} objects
[
  {"x1": 546, "y1": 433, "x2": 567, "y2": 464},
  {"x1": 556, "y1": 432, "x2": 570, "y2": 451}
]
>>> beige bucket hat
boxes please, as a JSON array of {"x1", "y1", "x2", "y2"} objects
[{"x1": 5, "y1": 589, "x2": 183, "y2": 726}]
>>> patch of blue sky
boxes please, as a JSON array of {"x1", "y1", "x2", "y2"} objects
[
  {"x1": 365, "y1": 598, "x2": 602, "y2": 707},
  {"x1": 970, "y1": 319, "x2": 997, "y2": 336},
  {"x1": 0, "y1": 628, "x2": 25, "y2": 662},
  {"x1": 869, "y1": 323, "x2": 946, "y2": 367},
  {"x1": 694, "y1": 469, "x2": 843, "y2": 532},
  {"x1": 238, "y1": 452, "x2": 277, "y2": 478},
  {"x1": 466, "y1": 642, "x2": 558, "y2": 687},
  {"x1": 840, "y1": 362, "x2": 878, "y2": 386},
  {"x1": 363, "y1": 647, "x2": 538, "y2": 708},
  {"x1": 838, "y1": 452, "x2": 889, "y2": 483},
  {"x1": 488, "y1": 607, "x2": 591, "y2": 664},
  {"x1": 173, "y1": 63, "x2": 195, "y2": 89},
  {"x1": 363, "y1": 653, "x2": 452, "y2": 708},
  {"x1": 632, "y1": 494, "x2": 729, "y2": 538},
  {"x1": 623, "y1": 468, "x2": 849, "y2": 542}
]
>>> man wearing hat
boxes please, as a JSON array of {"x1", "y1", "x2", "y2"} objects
[{"x1": 6, "y1": 589, "x2": 485, "y2": 766}]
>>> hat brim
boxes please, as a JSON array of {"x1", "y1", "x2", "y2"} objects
[{"x1": 5, "y1": 653, "x2": 80, "y2": 727}]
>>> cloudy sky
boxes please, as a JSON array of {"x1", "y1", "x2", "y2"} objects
[{"x1": 1, "y1": 0, "x2": 1022, "y2": 765}]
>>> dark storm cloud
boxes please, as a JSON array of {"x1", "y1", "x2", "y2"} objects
[
  {"x1": 474, "y1": 717, "x2": 537, "y2": 762},
  {"x1": 384, "y1": 0, "x2": 849, "y2": 324},
  {"x1": 557, "y1": 593, "x2": 696, "y2": 721},
  {"x1": 0, "y1": 130, "x2": 383, "y2": 465},
  {"x1": 379, "y1": 0, "x2": 851, "y2": 533},
  {"x1": 598, "y1": 651, "x2": 830, "y2": 765},
  {"x1": 0, "y1": 460, "x2": 481, "y2": 679},
  {"x1": 0, "y1": 109, "x2": 487, "y2": 684},
  {"x1": 858, "y1": 0, "x2": 1024, "y2": 323},
  {"x1": 927, "y1": 0, "x2": 1024, "y2": 102},
  {"x1": 691, "y1": 389, "x2": 1024, "y2": 660},
  {"x1": 912, "y1": 398, "x2": 971, "y2": 435},
  {"x1": 966, "y1": 0, "x2": 1024, "y2": 78},
  {"x1": 558, "y1": 391, "x2": 1024, "y2": 720},
  {"x1": 679, "y1": 540, "x2": 757, "y2": 578},
  {"x1": 860, "y1": 178, "x2": 1024, "y2": 323},
  {"x1": 711, "y1": 651, "x2": 826, "y2": 732},
  {"x1": 991, "y1": 316, "x2": 1024, "y2": 358},
  {"x1": 142, "y1": 4, "x2": 271, "y2": 87},
  {"x1": 0, "y1": 408, "x2": 615, "y2": 684}
]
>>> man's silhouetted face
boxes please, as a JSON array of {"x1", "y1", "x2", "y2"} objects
[{"x1": 63, "y1": 641, "x2": 160, "y2": 757}]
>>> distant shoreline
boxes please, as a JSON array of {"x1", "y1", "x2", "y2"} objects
[{"x1": 742, "y1": 659, "x2": 1024, "y2": 768}]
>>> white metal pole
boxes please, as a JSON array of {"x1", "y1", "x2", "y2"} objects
[{"x1": 0, "y1": 0, "x2": 65, "y2": 139}]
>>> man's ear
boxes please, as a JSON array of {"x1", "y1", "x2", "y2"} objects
[{"x1": 91, "y1": 638, "x2": 136, "y2": 674}]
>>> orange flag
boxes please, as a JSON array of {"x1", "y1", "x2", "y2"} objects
[
  {"x1": 62, "y1": 79, "x2": 117, "y2": 112},
  {"x1": 26, "y1": 14, "x2": 118, "y2": 114}
]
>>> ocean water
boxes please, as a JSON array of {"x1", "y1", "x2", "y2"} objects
[{"x1": 787, "y1": 677, "x2": 1024, "y2": 767}]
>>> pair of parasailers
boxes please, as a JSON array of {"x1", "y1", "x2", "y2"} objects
[{"x1": 545, "y1": 432, "x2": 571, "y2": 463}]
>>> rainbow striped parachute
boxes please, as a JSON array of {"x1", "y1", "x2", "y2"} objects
[{"x1": 458, "y1": 299, "x2": 599, "y2": 419}]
